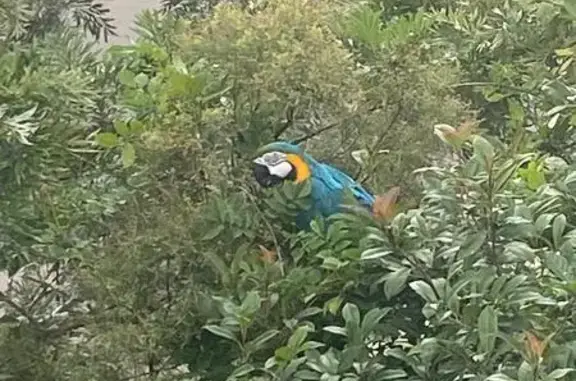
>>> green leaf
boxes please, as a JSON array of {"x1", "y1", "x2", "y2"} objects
[
  {"x1": 134, "y1": 73, "x2": 149, "y2": 88},
  {"x1": 535, "y1": 213, "x2": 555, "y2": 234},
  {"x1": 409, "y1": 280, "x2": 438, "y2": 303},
  {"x1": 548, "y1": 368, "x2": 575, "y2": 379},
  {"x1": 548, "y1": 112, "x2": 561, "y2": 129},
  {"x1": 323, "y1": 326, "x2": 347, "y2": 336},
  {"x1": 478, "y1": 305, "x2": 498, "y2": 353},
  {"x1": 486, "y1": 374, "x2": 517, "y2": 381},
  {"x1": 274, "y1": 345, "x2": 292, "y2": 361},
  {"x1": 361, "y1": 248, "x2": 391, "y2": 260},
  {"x1": 375, "y1": 369, "x2": 408, "y2": 380},
  {"x1": 472, "y1": 135, "x2": 495, "y2": 167},
  {"x1": 118, "y1": 69, "x2": 136, "y2": 86},
  {"x1": 487, "y1": 92, "x2": 505, "y2": 102},
  {"x1": 113, "y1": 120, "x2": 130, "y2": 136},
  {"x1": 245, "y1": 330, "x2": 279, "y2": 352},
  {"x1": 564, "y1": 0, "x2": 576, "y2": 20},
  {"x1": 553, "y1": 214, "x2": 567, "y2": 249},
  {"x1": 361, "y1": 307, "x2": 389, "y2": 336},
  {"x1": 295, "y1": 307, "x2": 323, "y2": 320},
  {"x1": 545, "y1": 253, "x2": 569, "y2": 279},
  {"x1": 517, "y1": 361, "x2": 534, "y2": 381},
  {"x1": 287, "y1": 326, "x2": 309, "y2": 349},
  {"x1": 571, "y1": 112, "x2": 576, "y2": 126},
  {"x1": 204, "y1": 325, "x2": 239, "y2": 343},
  {"x1": 229, "y1": 364, "x2": 255, "y2": 379},
  {"x1": 129, "y1": 120, "x2": 144, "y2": 134},
  {"x1": 494, "y1": 160, "x2": 521, "y2": 192},
  {"x1": 167, "y1": 71, "x2": 204, "y2": 97},
  {"x1": 241, "y1": 291, "x2": 261, "y2": 315},
  {"x1": 202, "y1": 225, "x2": 224, "y2": 240},
  {"x1": 482, "y1": 86, "x2": 506, "y2": 102},
  {"x1": 504, "y1": 241, "x2": 535, "y2": 261},
  {"x1": 339, "y1": 345, "x2": 361, "y2": 372},
  {"x1": 321, "y1": 257, "x2": 348, "y2": 270},
  {"x1": 198, "y1": 84, "x2": 233, "y2": 103},
  {"x1": 459, "y1": 231, "x2": 486, "y2": 258},
  {"x1": 301, "y1": 341, "x2": 325, "y2": 351},
  {"x1": 95, "y1": 132, "x2": 118, "y2": 148},
  {"x1": 200, "y1": 251, "x2": 230, "y2": 285},
  {"x1": 546, "y1": 104, "x2": 570, "y2": 116},
  {"x1": 556, "y1": 47, "x2": 576, "y2": 57},
  {"x1": 294, "y1": 370, "x2": 321, "y2": 380},
  {"x1": 519, "y1": 161, "x2": 546, "y2": 190},
  {"x1": 317, "y1": 351, "x2": 340, "y2": 375},
  {"x1": 384, "y1": 268, "x2": 411, "y2": 299},
  {"x1": 342, "y1": 303, "x2": 360, "y2": 326},
  {"x1": 325, "y1": 296, "x2": 343, "y2": 315},
  {"x1": 418, "y1": 338, "x2": 441, "y2": 363},
  {"x1": 507, "y1": 98, "x2": 525, "y2": 123},
  {"x1": 172, "y1": 55, "x2": 188, "y2": 73},
  {"x1": 122, "y1": 143, "x2": 136, "y2": 168},
  {"x1": 297, "y1": 179, "x2": 313, "y2": 198}
]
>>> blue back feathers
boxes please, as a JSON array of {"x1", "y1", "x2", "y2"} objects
[{"x1": 256, "y1": 141, "x2": 375, "y2": 229}]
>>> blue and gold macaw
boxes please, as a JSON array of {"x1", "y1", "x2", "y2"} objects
[{"x1": 252, "y1": 141, "x2": 375, "y2": 229}]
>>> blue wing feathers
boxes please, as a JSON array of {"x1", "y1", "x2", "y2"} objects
[
  {"x1": 297, "y1": 160, "x2": 374, "y2": 229},
  {"x1": 329, "y1": 166, "x2": 374, "y2": 206},
  {"x1": 315, "y1": 162, "x2": 375, "y2": 206},
  {"x1": 261, "y1": 143, "x2": 375, "y2": 229}
]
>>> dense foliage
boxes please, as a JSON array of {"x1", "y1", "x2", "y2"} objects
[{"x1": 1, "y1": 0, "x2": 576, "y2": 380}]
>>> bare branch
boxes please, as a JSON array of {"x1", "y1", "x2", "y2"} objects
[
  {"x1": 292, "y1": 122, "x2": 339, "y2": 144},
  {"x1": 273, "y1": 104, "x2": 296, "y2": 139},
  {"x1": 358, "y1": 103, "x2": 403, "y2": 183},
  {"x1": 0, "y1": 291, "x2": 39, "y2": 327}
]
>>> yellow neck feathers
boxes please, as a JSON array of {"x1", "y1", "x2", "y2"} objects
[{"x1": 286, "y1": 154, "x2": 311, "y2": 183}]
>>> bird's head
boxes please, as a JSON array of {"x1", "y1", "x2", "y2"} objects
[{"x1": 252, "y1": 141, "x2": 312, "y2": 188}]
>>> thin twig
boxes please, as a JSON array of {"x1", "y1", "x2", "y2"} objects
[
  {"x1": 118, "y1": 364, "x2": 181, "y2": 381},
  {"x1": 273, "y1": 104, "x2": 295, "y2": 139},
  {"x1": 27, "y1": 262, "x2": 63, "y2": 308},
  {"x1": 451, "y1": 82, "x2": 540, "y2": 96},
  {"x1": 292, "y1": 122, "x2": 339, "y2": 144},
  {"x1": 240, "y1": 186, "x2": 285, "y2": 276},
  {"x1": 0, "y1": 292, "x2": 39, "y2": 327},
  {"x1": 44, "y1": 321, "x2": 87, "y2": 338},
  {"x1": 358, "y1": 103, "x2": 403, "y2": 183}
]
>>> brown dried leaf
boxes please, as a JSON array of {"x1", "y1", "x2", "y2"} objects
[
  {"x1": 524, "y1": 331, "x2": 546, "y2": 360},
  {"x1": 455, "y1": 119, "x2": 478, "y2": 141},
  {"x1": 372, "y1": 186, "x2": 401, "y2": 221},
  {"x1": 434, "y1": 120, "x2": 478, "y2": 148},
  {"x1": 258, "y1": 245, "x2": 277, "y2": 264},
  {"x1": 433, "y1": 124, "x2": 456, "y2": 145}
]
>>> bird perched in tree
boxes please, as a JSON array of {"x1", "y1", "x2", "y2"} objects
[{"x1": 252, "y1": 141, "x2": 375, "y2": 229}]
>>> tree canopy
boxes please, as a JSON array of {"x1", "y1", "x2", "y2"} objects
[{"x1": 1, "y1": 0, "x2": 576, "y2": 380}]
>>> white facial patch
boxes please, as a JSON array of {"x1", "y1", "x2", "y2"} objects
[
  {"x1": 268, "y1": 161, "x2": 293, "y2": 178},
  {"x1": 254, "y1": 151, "x2": 286, "y2": 166},
  {"x1": 253, "y1": 151, "x2": 292, "y2": 179}
]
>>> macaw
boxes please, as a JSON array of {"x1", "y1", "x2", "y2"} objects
[{"x1": 252, "y1": 141, "x2": 375, "y2": 229}]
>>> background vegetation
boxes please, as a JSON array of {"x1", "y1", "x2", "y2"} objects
[{"x1": 1, "y1": 0, "x2": 576, "y2": 380}]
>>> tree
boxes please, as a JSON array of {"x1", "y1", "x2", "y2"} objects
[
  {"x1": 1, "y1": 0, "x2": 576, "y2": 380},
  {"x1": 0, "y1": 0, "x2": 116, "y2": 42}
]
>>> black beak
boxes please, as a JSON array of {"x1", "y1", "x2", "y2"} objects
[{"x1": 253, "y1": 163, "x2": 283, "y2": 188}]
